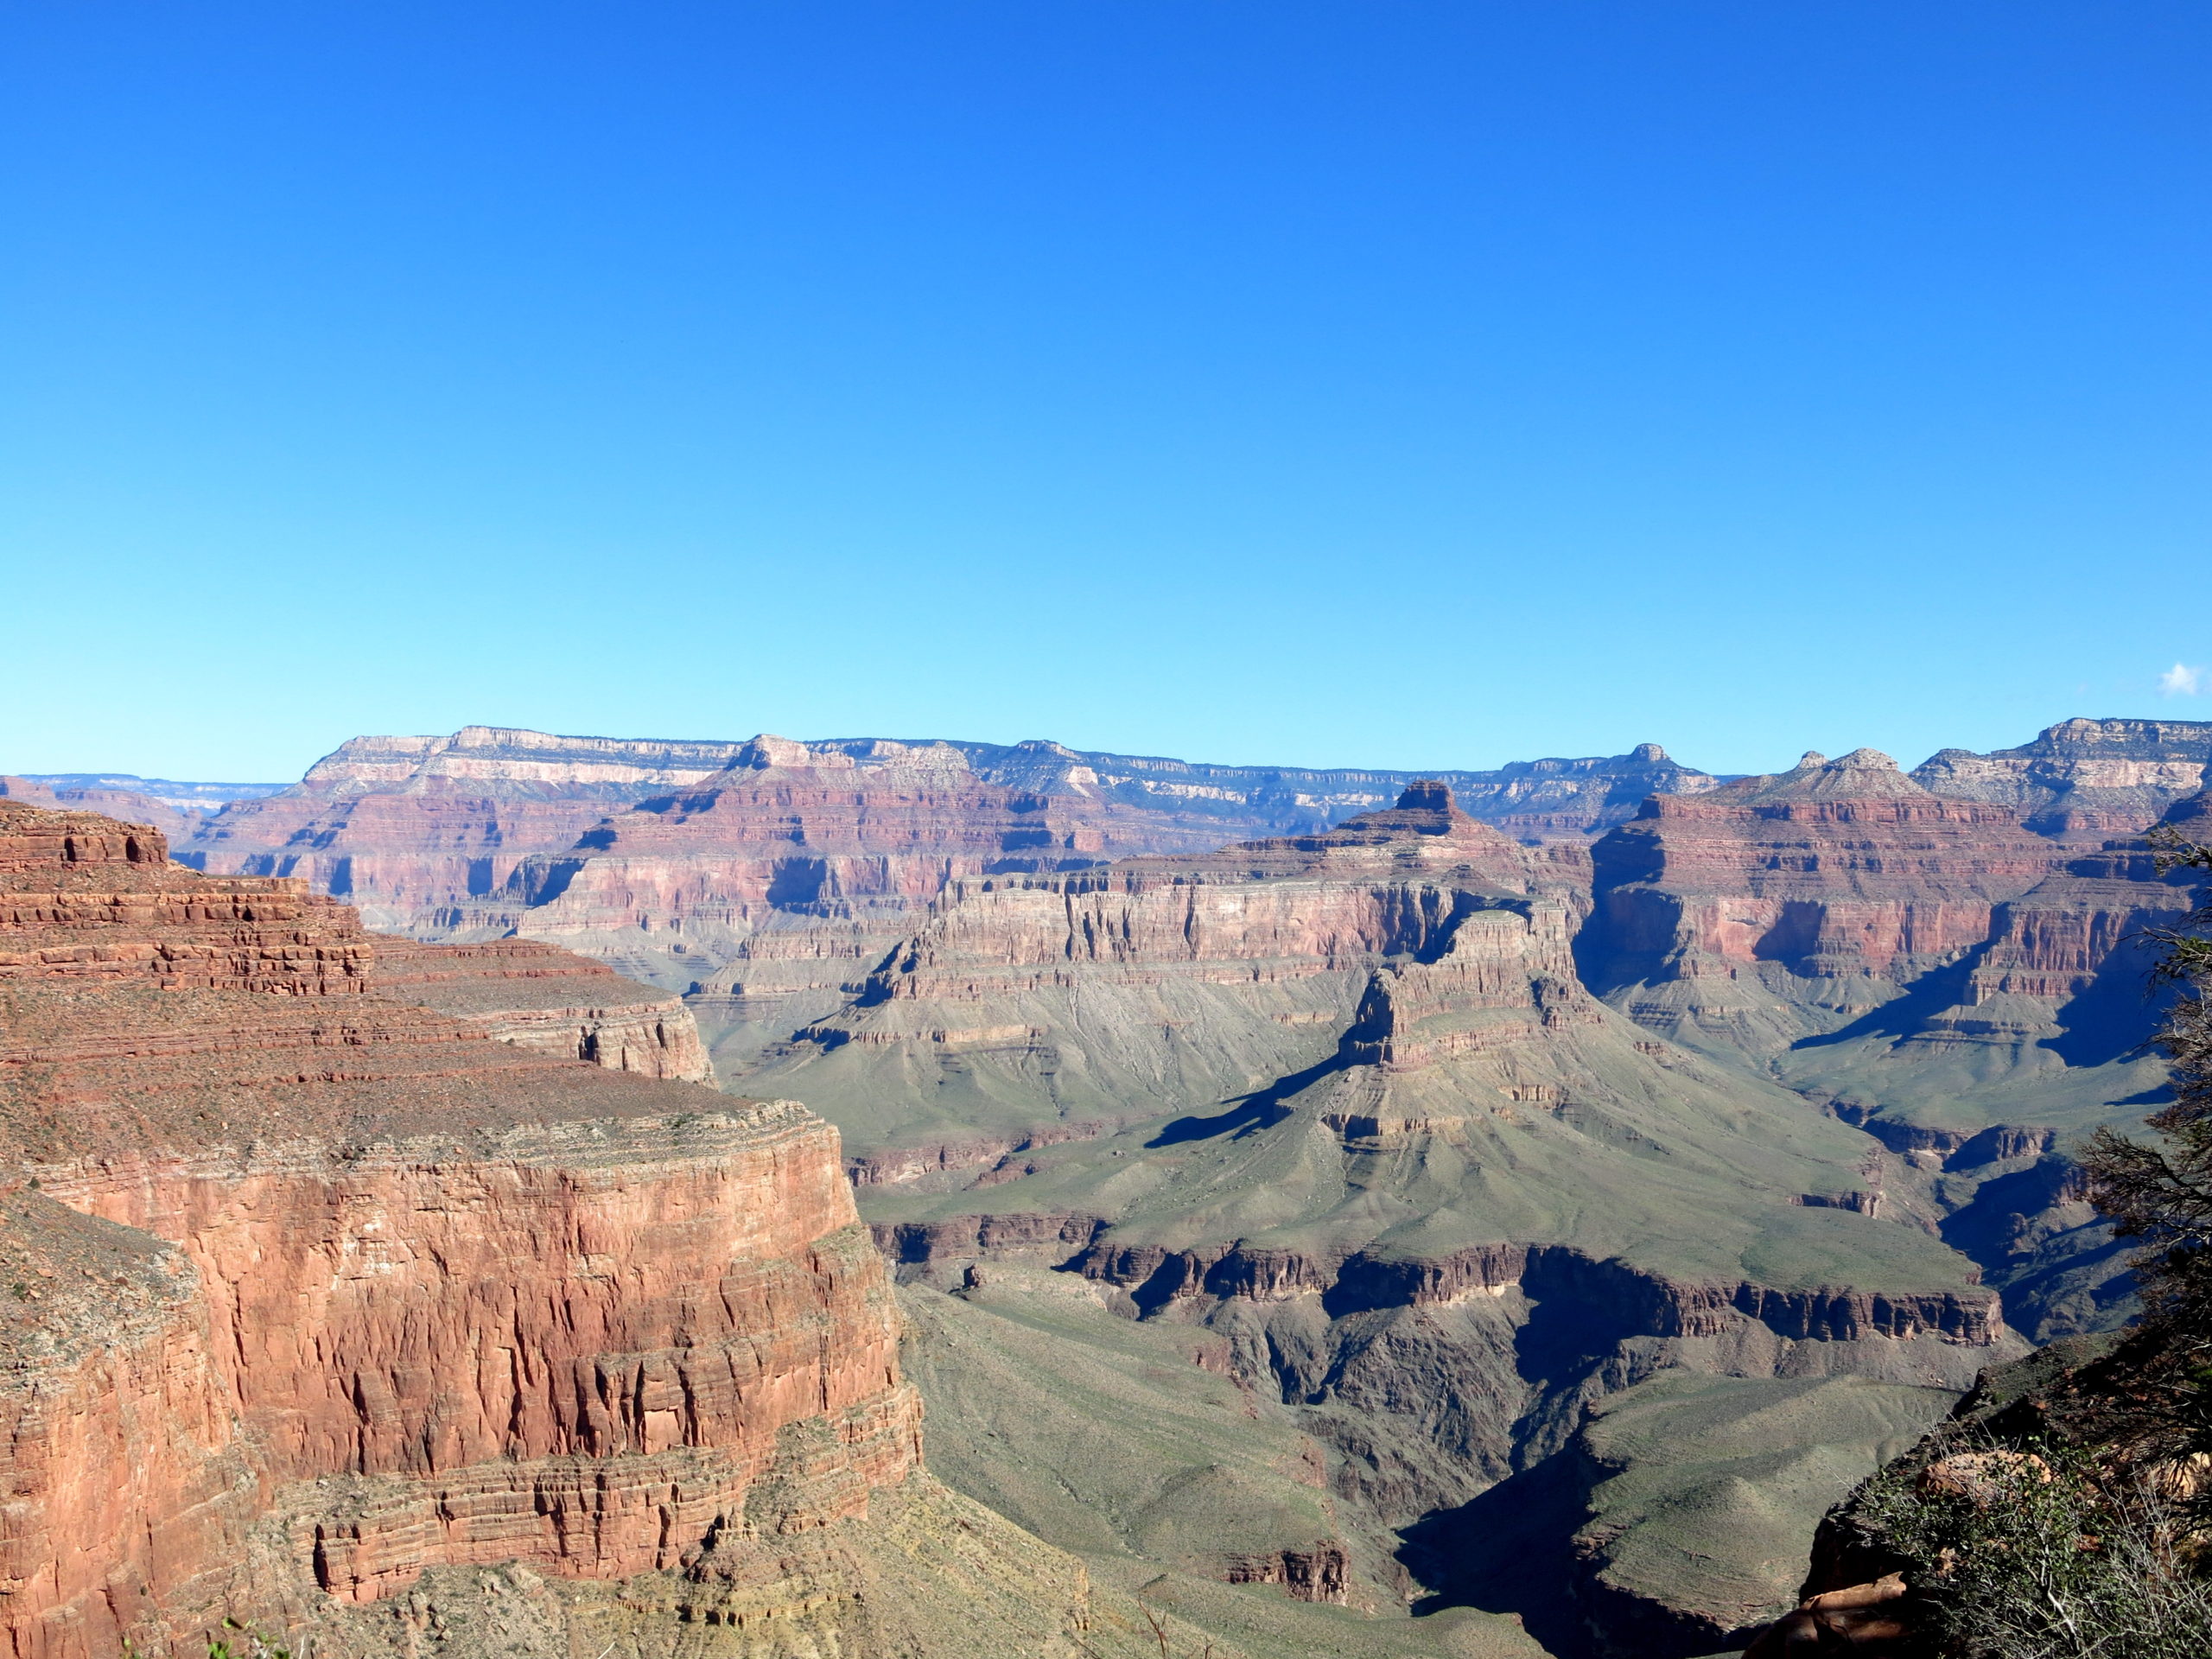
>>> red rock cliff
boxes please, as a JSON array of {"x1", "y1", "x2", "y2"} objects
[{"x1": 0, "y1": 801, "x2": 918, "y2": 1657}]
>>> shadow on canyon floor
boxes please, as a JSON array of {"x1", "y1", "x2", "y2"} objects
[
  {"x1": 1400, "y1": 1453, "x2": 1593, "y2": 1658},
  {"x1": 1146, "y1": 1051, "x2": 1351, "y2": 1147}
]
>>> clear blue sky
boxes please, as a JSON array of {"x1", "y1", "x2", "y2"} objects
[{"x1": 3, "y1": 2, "x2": 2207, "y2": 782}]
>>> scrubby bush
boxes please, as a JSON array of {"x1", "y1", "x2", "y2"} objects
[{"x1": 1852, "y1": 1433, "x2": 2212, "y2": 1658}]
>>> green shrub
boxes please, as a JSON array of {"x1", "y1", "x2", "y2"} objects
[{"x1": 1852, "y1": 1433, "x2": 2212, "y2": 1659}]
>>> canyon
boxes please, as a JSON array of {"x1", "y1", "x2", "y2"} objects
[
  {"x1": 11, "y1": 713, "x2": 2212, "y2": 1658},
  {"x1": 745, "y1": 774, "x2": 2054, "y2": 1653},
  {"x1": 2, "y1": 798, "x2": 1368, "y2": 1659}
]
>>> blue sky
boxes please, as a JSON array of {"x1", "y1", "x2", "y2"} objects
[{"x1": 3, "y1": 2, "x2": 2207, "y2": 782}]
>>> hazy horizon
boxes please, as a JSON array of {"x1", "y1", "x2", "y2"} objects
[{"x1": 16, "y1": 707, "x2": 2207, "y2": 794}]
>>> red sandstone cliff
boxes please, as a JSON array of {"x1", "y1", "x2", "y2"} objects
[
  {"x1": 173, "y1": 729, "x2": 1709, "y2": 1007},
  {"x1": 1583, "y1": 750, "x2": 2071, "y2": 1047},
  {"x1": 1584, "y1": 750, "x2": 2210, "y2": 1081},
  {"x1": 0, "y1": 777, "x2": 210, "y2": 846},
  {"x1": 0, "y1": 801, "x2": 923, "y2": 1657},
  {"x1": 369, "y1": 936, "x2": 710, "y2": 1080}
]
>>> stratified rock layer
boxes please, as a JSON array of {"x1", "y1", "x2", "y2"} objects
[
  {"x1": 726, "y1": 785, "x2": 2016, "y2": 1650},
  {"x1": 370, "y1": 936, "x2": 711, "y2": 1080},
  {"x1": 0, "y1": 800, "x2": 938, "y2": 1658},
  {"x1": 175, "y1": 728, "x2": 1717, "y2": 1000},
  {"x1": 1583, "y1": 749, "x2": 2069, "y2": 1053},
  {"x1": 1912, "y1": 716, "x2": 2212, "y2": 841}
]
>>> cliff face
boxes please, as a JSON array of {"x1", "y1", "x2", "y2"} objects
[
  {"x1": 175, "y1": 728, "x2": 1713, "y2": 993},
  {"x1": 1911, "y1": 716, "x2": 2212, "y2": 841},
  {"x1": 173, "y1": 728, "x2": 765, "y2": 931},
  {"x1": 1585, "y1": 750, "x2": 2065, "y2": 1023},
  {"x1": 1580, "y1": 757, "x2": 2212, "y2": 1344},
  {"x1": 0, "y1": 775, "x2": 213, "y2": 846},
  {"x1": 369, "y1": 936, "x2": 711, "y2": 1080},
  {"x1": 469, "y1": 739, "x2": 1113, "y2": 999},
  {"x1": 1580, "y1": 751, "x2": 2209, "y2": 1122},
  {"x1": 0, "y1": 798, "x2": 962, "y2": 1658}
]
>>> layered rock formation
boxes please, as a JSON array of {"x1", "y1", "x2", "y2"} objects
[
  {"x1": 935, "y1": 735, "x2": 1718, "y2": 843},
  {"x1": 1912, "y1": 716, "x2": 2212, "y2": 840},
  {"x1": 754, "y1": 779, "x2": 1571, "y2": 1150},
  {"x1": 370, "y1": 936, "x2": 711, "y2": 1080},
  {"x1": 1581, "y1": 749, "x2": 2071, "y2": 1055},
  {"x1": 175, "y1": 728, "x2": 1717, "y2": 976},
  {"x1": 459, "y1": 735, "x2": 1114, "y2": 999},
  {"x1": 721, "y1": 784, "x2": 2019, "y2": 1651},
  {"x1": 1581, "y1": 745, "x2": 2205, "y2": 1077},
  {"x1": 52, "y1": 715, "x2": 2211, "y2": 1651},
  {"x1": 1580, "y1": 752, "x2": 2212, "y2": 1334},
  {"x1": 0, "y1": 799, "x2": 1147, "y2": 1659},
  {"x1": 174, "y1": 727, "x2": 752, "y2": 931},
  {"x1": 8, "y1": 772, "x2": 281, "y2": 812},
  {"x1": 0, "y1": 774, "x2": 215, "y2": 847}
]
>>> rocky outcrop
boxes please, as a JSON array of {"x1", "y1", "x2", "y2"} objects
[
  {"x1": 4, "y1": 772, "x2": 279, "y2": 812},
  {"x1": 1216, "y1": 1543, "x2": 1351, "y2": 1604},
  {"x1": 0, "y1": 801, "x2": 709, "y2": 1079},
  {"x1": 1914, "y1": 716, "x2": 2212, "y2": 840},
  {"x1": 370, "y1": 937, "x2": 711, "y2": 1080},
  {"x1": 848, "y1": 1121, "x2": 1122, "y2": 1189},
  {"x1": 0, "y1": 803, "x2": 374, "y2": 996},
  {"x1": 296, "y1": 728, "x2": 760, "y2": 793},
  {"x1": 0, "y1": 799, "x2": 991, "y2": 1658},
  {"x1": 1580, "y1": 749, "x2": 2078, "y2": 1055},
  {"x1": 0, "y1": 775, "x2": 216, "y2": 845},
  {"x1": 902, "y1": 1231, "x2": 2005, "y2": 1347},
  {"x1": 26, "y1": 1109, "x2": 918, "y2": 1621},
  {"x1": 1582, "y1": 756, "x2": 2209, "y2": 1095},
  {"x1": 873, "y1": 1212, "x2": 1114, "y2": 1264}
]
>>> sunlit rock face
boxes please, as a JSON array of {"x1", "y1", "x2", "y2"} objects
[
  {"x1": 0, "y1": 798, "x2": 937, "y2": 1659},
  {"x1": 1911, "y1": 716, "x2": 2212, "y2": 842}
]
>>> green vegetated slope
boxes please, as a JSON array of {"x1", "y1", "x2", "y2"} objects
[
  {"x1": 1569, "y1": 1374, "x2": 1956, "y2": 1634},
  {"x1": 895, "y1": 1267, "x2": 1548, "y2": 1659},
  {"x1": 748, "y1": 953, "x2": 1365, "y2": 1157},
  {"x1": 1601, "y1": 916, "x2": 2175, "y2": 1145},
  {"x1": 855, "y1": 997, "x2": 1973, "y2": 1295},
  {"x1": 1588, "y1": 956, "x2": 2158, "y2": 1344}
]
